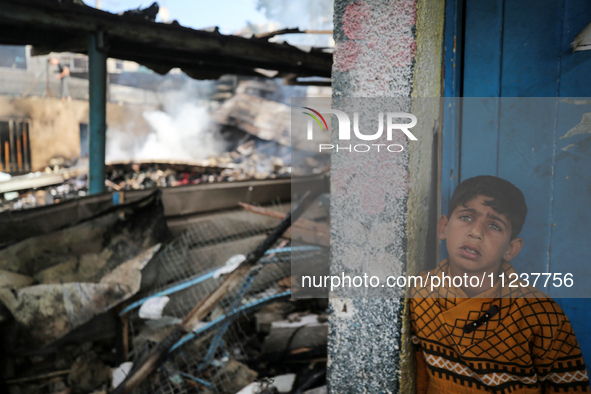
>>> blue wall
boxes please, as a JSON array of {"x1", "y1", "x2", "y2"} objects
[{"x1": 443, "y1": 0, "x2": 591, "y2": 373}]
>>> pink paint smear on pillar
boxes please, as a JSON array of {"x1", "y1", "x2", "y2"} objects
[
  {"x1": 334, "y1": 0, "x2": 417, "y2": 73},
  {"x1": 361, "y1": 177, "x2": 386, "y2": 214}
]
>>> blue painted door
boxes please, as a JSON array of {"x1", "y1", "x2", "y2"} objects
[{"x1": 444, "y1": 0, "x2": 591, "y2": 372}]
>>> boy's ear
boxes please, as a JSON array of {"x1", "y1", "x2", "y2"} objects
[
  {"x1": 437, "y1": 215, "x2": 448, "y2": 240},
  {"x1": 503, "y1": 238, "x2": 523, "y2": 262}
]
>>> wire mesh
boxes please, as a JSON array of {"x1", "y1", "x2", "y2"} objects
[{"x1": 121, "y1": 204, "x2": 327, "y2": 394}]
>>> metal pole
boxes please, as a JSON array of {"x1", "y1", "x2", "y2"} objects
[{"x1": 88, "y1": 32, "x2": 107, "y2": 195}]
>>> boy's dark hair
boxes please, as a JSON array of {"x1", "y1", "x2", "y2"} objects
[{"x1": 448, "y1": 175, "x2": 527, "y2": 239}]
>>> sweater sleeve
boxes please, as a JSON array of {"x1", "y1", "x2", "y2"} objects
[{"x1": 532, "y1": 317, "x2": 590, "y2": 393}]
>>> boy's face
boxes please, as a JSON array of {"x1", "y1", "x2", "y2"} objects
[{"x1": 438, "y1": 195, "x2": 523, "y2": 275}]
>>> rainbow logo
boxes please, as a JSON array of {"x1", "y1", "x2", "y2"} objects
[{"x1": 302, "y1": 107, "x2": 328, "y2": 131}]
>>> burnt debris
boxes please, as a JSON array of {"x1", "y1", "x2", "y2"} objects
[{"x1": 0, "y1": 188, "x2": 330, "y2": 393}]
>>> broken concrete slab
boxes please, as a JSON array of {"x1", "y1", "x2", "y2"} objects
[
  {"x1": 214, "y1": 359, "x2": 257, "y2": 394},
  {"x1": 255, "y1": 302, "x2": 296, "y2": 334},
  {"x1": 255, "y1": 311, "x2": 286, "y2": 335},
  {"x1": 68, "y1": 351, "x2": 112, "y2": 393},
  {"x1": 304, "y1": 386, "x2": 327, "y2": 394},
  {"x1": 211, "y1": 93, "x2": 291, "y2": 146},
  {"x1": 0, "y1": 244, "x2": 160, "y2": 347},
  {"x1": 0, "y1": 269, "x2": 34, "y2": 289},
  {"x1": 262, "y1": 314, "x2": 328, "y2": 354}
]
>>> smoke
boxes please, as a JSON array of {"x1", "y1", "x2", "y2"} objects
[
  {"x1": 255, "y1": 0, "x2": 334, "y2": 47},
  {"x1": 138, "y1": 102, "x2": 221, "y2": 161},
  {"x1": 106, "y1": 78, "x2": 225, "y2": 162}
]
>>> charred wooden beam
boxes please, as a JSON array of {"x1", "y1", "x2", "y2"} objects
[
  {"x1": 0, "y1": 0, "x2": 332, "y2": 79},
  {"x1": 239, "y1": 202, "x2": 329, "y2": 247},
  {"x1": 256, "y1": 28, "x2": 333, "y2": 40}
]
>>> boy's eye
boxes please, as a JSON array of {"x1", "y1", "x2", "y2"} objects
[
  {"x1": 459, "y1": 215, "x2": 472, "y2": 221},
  {"x1": 489, "y1": 223, "x2": 501, "y2": 231}
]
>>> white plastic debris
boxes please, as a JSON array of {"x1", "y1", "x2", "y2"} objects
[
  {"x1": 138, "y1": 296, "x2": 170, "y2": 320},
  {"x1": 192, "y1": 321, "x2": 209, "y2": 331},
  {"x1": 271, "y1": 373, "x2": 297, "y2": 393},
  {"x1": 213, "y1": 254, "x2": 246, "y2": 279},
  {"x1": 3, "y1": 191, "x2": 18, "y2": 201},
  {"x1": 236, "y1": 374, "x2": 297, "y2": 394},
  {"x1": 572, "y1": 22, "x2": 591, "y2": 52},
  {"x1": 112, "y1": 361, "x2": 133, "y2": 388}
]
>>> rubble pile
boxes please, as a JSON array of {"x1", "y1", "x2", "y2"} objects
[
  {"x1": 106, "y1": 162, "x2": 222, "y2": 190},
  {"x1": 2, "y1": 175, "x2": 88, "y2": 211},
  {"x1": 0, "y1": 191, "x2": 330, "y2": 394},
  {"x1": 0, "y1": 140, "x2": 327, "y2": 213},
  {"x1": 0, "y1": 90, "x2": 330, "y2": 213}
]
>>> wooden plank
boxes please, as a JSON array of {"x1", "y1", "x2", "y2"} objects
[
  {"x1": 460, "y1": 0, "x2": 503, "y2": 179},
  {"x1": 460, "y1": 98, "x2": 500, "y2": 179},
  {"x1": 501, "y1": 0, "x2": 564, "y2": 96},
  {"x1": 497, "y1": 98, "x2": 556, "y2": 276},
  {"x1": 238, "y1": 202, "x2": 328, "y2": 247},
  {"x1": 462, "y1": 0, "x2": 503, "y2": 97},
  {"x1": 442, "y1": 0, "x2": 463, "y2": 99},
  {"x1": 441, "y1": 0, "x2": 463, "y2": 229},
  {"x1": 239, "y1": 202, "x2": 329, "y2": 234}
]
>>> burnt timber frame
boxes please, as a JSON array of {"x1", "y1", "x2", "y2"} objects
[{"x1": 0, "y1": 0, "x2": 332, "y2": 194}]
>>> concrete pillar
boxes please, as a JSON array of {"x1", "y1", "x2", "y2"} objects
[
  {"x1": 88, "y1": 32, "x2": 107, "y2": 195},
  {"x1": 328, "y1": 0, "x2": 444, "y2": 392}
]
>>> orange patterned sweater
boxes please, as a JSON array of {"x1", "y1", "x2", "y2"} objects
[{"x1": 410, "y1": 260, "x2": 590, "y2": 393}]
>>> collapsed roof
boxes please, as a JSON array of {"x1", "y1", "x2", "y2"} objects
[{"x1": 0, "y1": 0, "x2": 333, "y2": 80}]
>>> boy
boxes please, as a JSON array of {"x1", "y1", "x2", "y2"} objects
[{"x1": 410, "y1": 175, "x2": 590, "y2": 393}]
